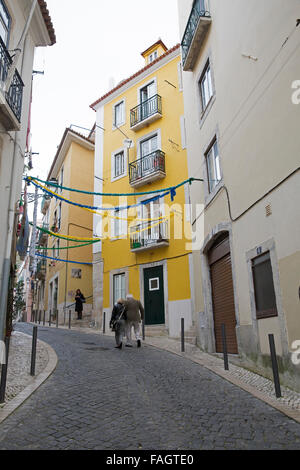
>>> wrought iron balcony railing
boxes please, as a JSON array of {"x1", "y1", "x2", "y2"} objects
[
  {"x1": 130, "y1": 94, "x2": 162, "y2": 129},
  {"x1": 130, "y1": 219, "x2": 169, "y2": 251},
  {"x1": 129, "y1": 150, "x2": 166, "y2": 187},
  {"x1": 36, "y1": 258, "x2": 47, "y2": 280},
  {"x1": 0, "y1": 36, "x2": 24, "y2": 123},
  {"x1": 181, "y1": 0, "x2": 211, "y2": 71}
]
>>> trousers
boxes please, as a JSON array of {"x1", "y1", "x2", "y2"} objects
[
  {"x1": 126, "y1": 320, "x2": 142, "y2": 344},
  {"x1": 114, "y1": 319, "x2": 126, "y2": 346}
]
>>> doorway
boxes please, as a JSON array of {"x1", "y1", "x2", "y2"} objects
[
  {"x1": 143, "y1": 265, "x2": 165, "y2": 325},
  {"x1": 208, "y1": 233, "x2": 238, "y2": 354}
]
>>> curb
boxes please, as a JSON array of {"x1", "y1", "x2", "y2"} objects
[{"x1": 0, "y1": 333, "x2": 58, "y2": 425}]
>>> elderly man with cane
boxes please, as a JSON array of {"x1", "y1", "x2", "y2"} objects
[{"x1": 124, "y1": 294, "x2": 144, "y2": 348}]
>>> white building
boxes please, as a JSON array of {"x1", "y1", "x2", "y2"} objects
[
  {"x1": 0, "y1": 0, "x2": 55, "y2": 338},
  {"x1": 178, "y1": 0, "x2": 300, "y2": 391}
]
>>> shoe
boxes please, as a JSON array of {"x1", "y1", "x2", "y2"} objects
[
  {"x1": 137, "y1": 340, "x2": 141, "y2": 348},
  {"x1": 115, "y1": 343, "x2": 122, "y2": 349},
  {"x1": 125, "y1": 344, "x2": 133, "y2": 348}
]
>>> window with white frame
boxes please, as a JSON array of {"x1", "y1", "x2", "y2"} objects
[
  {"x1": 205, "y1": 139, "x2": 221, "y2": 193},
  {"x1": 114, "y1": 150, "x2": 125, "y2": 178},
  {"x1": 199, "y1": 61, "x2": 213, "y2": 112},
  {"x1": 113, "y1": 273, "x2": 126, "y2": 304},
  {"x1": 60, "y1": 167, "x2": 64, "y2": 193},
  {"x1": 114, "y1": 100, "x2": 125, "y2": 127},
  {"x1": 0, "y1": 1, "x2": 10, "y2": 46},
  {"x1": 111, "y1": 209, "x2": 127, "y2": 239}
]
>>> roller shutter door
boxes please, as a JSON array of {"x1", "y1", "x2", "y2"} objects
[{"x1": 209, "y1": 237, "x2": 238, "y2": 354}]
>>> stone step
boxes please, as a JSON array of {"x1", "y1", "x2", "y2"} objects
[{"x1": 143, "y1": 325, "x2": 168, "y2": 337}]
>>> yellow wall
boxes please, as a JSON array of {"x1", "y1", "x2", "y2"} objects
[
  {"x1": 100, "y1": 52, "x2": 191, "y2": 311},
  {"x1": 45, "y1": 139, "x2": 94, "y2": 312}
]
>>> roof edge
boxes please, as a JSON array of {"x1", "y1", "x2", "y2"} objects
[{"x1": 90, "y1": 43, "x2": 180, "y2": 110}]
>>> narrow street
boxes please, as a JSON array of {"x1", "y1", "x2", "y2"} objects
[{"x1": 0, "y1": 324, "x2": 299, "y2": 451}]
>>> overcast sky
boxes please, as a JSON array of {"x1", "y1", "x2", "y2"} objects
[{"x1": 29, "y1": 0, "x2": 180, "y2": 181}]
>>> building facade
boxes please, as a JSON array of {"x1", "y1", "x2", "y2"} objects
[
  {"x1": 178, "y1": 0, "x2": 300, "y2": 390},
  {"x1": 41, "y1": 128, "x2": 95, "y2": 324},
  {"x1": 91, "y1": 40, "x2": 194, "y2": 338},
  {"x1": 0, "y1": 0, "x2": 55, "y2": 338}
]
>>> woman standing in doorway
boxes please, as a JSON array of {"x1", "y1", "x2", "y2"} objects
[{"x1": 75, "y1": 289, "x2": 85, "y2": 320}]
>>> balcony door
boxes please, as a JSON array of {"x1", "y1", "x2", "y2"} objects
[
  {"x1": 141, "y1": 134, "x2": 158, "y2": 158},
  {"x1": 141, "y1": 199, "x2": 162, "y2": 244},
  {"x1": 140, "y1": 81, "x2": 156, "y2": 120}
]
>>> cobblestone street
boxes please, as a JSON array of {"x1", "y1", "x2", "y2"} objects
[{"x1": 0, "y1": 323, "x2": 300, "y2": 450}]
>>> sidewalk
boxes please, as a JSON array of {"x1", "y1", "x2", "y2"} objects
[
  {"x1": 0, "y1": 330, "x2": 58, "y2": 424},
  {"x1": 1, "y1": 324, "x2": 300, "y2": 426}
]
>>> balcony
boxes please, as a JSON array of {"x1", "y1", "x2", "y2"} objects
[
  {"x1": 130, "y1": 94, "x2": 162, "y2": 131},
  {"x1": 36, "y1": 259, "x2": 47, "y2": 281},
  {"x1": 38, "y1": 223, "x2": 49, "y2": 246},
  {"x1": 129, "y1": 150, "x2": 166, "y2": 188},
  {"x1": 181, "y1": 0, "x2": 212, "y2": 71},
  {"x1": 41, "y1": 196, "x2": 51, "y2": 215},
  {"x1": 130, "y1": 219, "x2": 169, "y2": 252},
  {"x1": 0, "y1": 37, "x2": 24, "y2": 130}
]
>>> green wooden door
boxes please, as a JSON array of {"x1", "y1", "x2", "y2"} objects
[{"x1": 144, "y1": 266, "x2": 165, "y2": 325}]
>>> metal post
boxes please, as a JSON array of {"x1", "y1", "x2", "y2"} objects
[
  {"x1": 268, "y1": 334, "x2": 282, "y2": 398},
  {"x1": 68, "y1": 310, "x2": 71, "y2": 329},
  {"x1": 38, "y1": 310, "x2": 41, "y2": 325},
  {"x1": 56, "y1": 309, "x2": 59, "y2": 328},
  {"x1": 64, "y1": 309, "x2": 66, "y2": 326},
  {"x1": 0, "y1": 336, "x2": 10, "y2": 404},
  {"x1": 181, "y1": 318, "x2": 185, "y2": 353},
  {"x1": 43, "y1": 310, "x2": 45, "y2": 326},
  {"x1": 142, "y1": 319, "x2": 145, "y2": 341},
  {"x1": 49, "y1": 309, "x2": 51, "y2": 327},
  {"x1": 30, "y1": 326, "x2": 38, "y2": 376},
  {"x1": 103, "y1": 311, "x2": 106, "y2": 334},
  {"x1": 221, "y1": 324, "x2": 229, "y2": 371}
]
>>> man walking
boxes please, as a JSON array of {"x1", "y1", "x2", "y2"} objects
[{"x1": 124, "y1": 294, "x2": 144, "y2": 348}]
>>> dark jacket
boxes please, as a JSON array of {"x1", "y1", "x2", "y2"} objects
[
  {"x1": 110, "y1": 302, "x2": 127, "y2": 329},
  {"x1": 75, "y1": 293, "x2": 85, "y2": 312}
]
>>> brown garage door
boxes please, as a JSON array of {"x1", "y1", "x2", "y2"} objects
[{"x1": 209, "y1": 235, "x2": 238, "y2": 354}]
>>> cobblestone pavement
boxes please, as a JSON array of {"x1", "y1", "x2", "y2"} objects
[
  {"x1": 0, "y1": 323, "x2": 300, "y2": 450},
  {"x1": 1, "y1": 331, "x2": 49, "y2": 403}
]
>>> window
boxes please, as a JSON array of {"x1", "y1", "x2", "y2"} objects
[
  {"x1": 252, "y1": 252, "x2": 278, "y2": 319},
  {"x1": 0, "y1": 1, "x2": 10, "y2": 46},
  {"x1": 112, "y1": 209, "x2": 127, "y2": 239},
  {"x1": 199, "y1": 61, "x2": 213, "y2": 112},
  {"x1": 60, "y1": 167, "x2": 64, "y2": 193},
  {"x1": 140, "y1": 81, "x2": 156, "y2": 103},
  {"x1": 205, "y1": 139, "x2": 221, "y2": 193},
  {"x1": 114, "y1": 101, "x2": 125, "y2": 127},
  {"x1": 149, "y1": 277, "x2": 159, "y2": 291},
  {"x1": 58, "y1": 202, "x2": 62, "y2": 230},
  {"x1": 140, "y1": 134, "x2": 158, "y2": 158},
  {"x1": 53, "y1": 239, "x2": 60, "y2": 258},
  {"x1": 113, "y1": 273, "x2": 126, "y2": 304},
  {"x1": 114, "y1": 151, "x2": 125, "y2": 178},
  {"x1": 149, "y1": 51, "x2": 158, "y2": 63}
]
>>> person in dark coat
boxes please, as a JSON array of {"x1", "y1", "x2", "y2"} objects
[
  {"x1": 75, "y1": 289, "x2": 85, "y2": 320},
  {"x1": 110, "y1": 299, "x2": 127, "y2": 349}
]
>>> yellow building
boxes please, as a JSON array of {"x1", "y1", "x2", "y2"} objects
[
  {"x1": 91, "y1": 40, "x2": 194, "y2": 338},
  {"x1": 42, "y1": 128, "x2": 95, "y2": 324}
]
